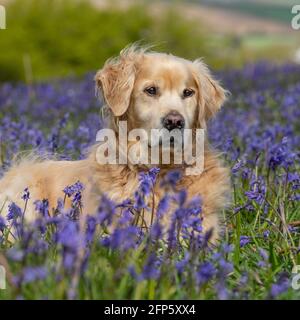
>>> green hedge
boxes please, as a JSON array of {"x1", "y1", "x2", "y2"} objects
[{"x1": 0, "y1": 0, "x2": 293, "y2": 82}]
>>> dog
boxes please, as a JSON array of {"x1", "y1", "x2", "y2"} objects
[{"x1": 0, "y1": 45, "x2": 230, "y2": 242}]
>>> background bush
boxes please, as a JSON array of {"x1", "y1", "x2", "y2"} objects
[{"x1": 1, "y1": 0, "x2": 293, "y2": 83}]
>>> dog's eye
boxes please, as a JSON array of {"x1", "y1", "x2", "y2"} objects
[
  {"x1": 144, "y1": 86, "x2": 157, "y2": 96},
  {"x1": 183, "y1": 88, "x2": 195, "y2": 98}
]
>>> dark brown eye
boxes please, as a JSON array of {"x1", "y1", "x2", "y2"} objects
[
  {"x1": 144, "y1": 86, "x2": 157, "y2": 96},
  {"x1": 183, "y1": 88, "x2": 195, "y2": 98}
]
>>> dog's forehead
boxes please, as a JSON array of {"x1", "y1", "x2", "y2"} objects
[{"x1": 137, "y1": 54, "x2": 194, "y2": 88}]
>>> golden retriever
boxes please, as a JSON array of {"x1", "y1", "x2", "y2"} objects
[{"x1": 0, "y1": 45, "x2": 230, "y2": 242}]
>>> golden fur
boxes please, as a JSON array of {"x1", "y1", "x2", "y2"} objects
[{"x1": 0, "y1": 45, "x2": 231, "y2": 242}]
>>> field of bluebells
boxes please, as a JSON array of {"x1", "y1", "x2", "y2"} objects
[{"x1": 0, "y1": 62, "x2": 300, "y2": 300}]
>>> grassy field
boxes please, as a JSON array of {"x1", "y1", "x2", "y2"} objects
[
  {"x1": 0, "y1": 61, "x2": 299, "y2": 299},
  {"x1": 0, "y1": 0, "x2": 299, "y2": 300}
]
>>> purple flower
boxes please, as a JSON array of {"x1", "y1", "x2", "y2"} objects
[
  {"x1": 85, "y1": 215, "x2": 97, "y2": 243},
  {"x1": 245, "y1": 179, "x2": 266, "y2": 205},
  {"x1": 219, "y1": 259, "x2": 233, "y2": 275},
  {"x1": 21, "y1": 188, "x2": 30, "y2": 201},
  {"x1": 7, "y1": 248, "x2": 25, "y2": 261},
  {"x1": 269, "y1": 273, "x2": 290, "y2": 299},
  {"x1": 101, "y1": 226, "x2": 139, "y2": 251},
  {"x1": 196, "y1": 262, "x2": 216, "y2": 285},
  {"x1": 55, "y1": 221, "x2": 81, "y2": 250},
  {"x1": 63, "y1": 181, "x2": 84, "y2": 198},
  {"x1": 22, "y1": 266, "x2": 48, "y2": 284},
  {"x1": 257, "y1": 248, "x2": 269, "y2": 268},
  {"x1": 263, "y1": 230, "x2": 270, "y2": 239},
  {"x1": 63, "y1": 252, "x2": 76, "y2": 271},
  {"x1": 150, "y1": 222, "x2": 162, "y2": 240},
  {"x1": 7, "y1": 203, "x2": 22, "y2": 221},
  {"x1": 215, "y1": 282, "x2": 229, "y2": 300},
  {"x1": 148, "y1": 167, "x2": 160, "y2": 184},
  {"x1": 156, "y1": 195, "x2": 170, "y2": 218},
  {"x1": 161, "y1": 170, "x2": 182, "y2": 188},
  {"x1": 34, "y1": 199, "x2": 49, "y2": 218},
  {"x1": 117, "y1": 209, "x2": 133, "y2": 226},
  {"x1": 140, "y1": 253, "x2": 160, "y2": 280},
  {"x1": 72, "y1": 191, "x2": 82, "y2": 207},
  {"x1": 139, "y1": 170, "x2": 156, "y2": 196},
  {"x1": 240, "y1": 235, "x2": 251, "y2": 247},
  {"x1": 128, "y1": 265, "x2": 138, "y2": 279},
  {"x1": 0, "y1": 216, "x2": 6, "y2": 232},
  {"x1": 176, "y1": 189, "x2": 187, "y2": 207},
  {"x1": 221, "y1": 244, "x2": 234, "y2": 254},
  {"x1": 133, "y1": 191, "x2": 147, "y2": 210},
  {"x1": 97, "y1": 195, "x2": 116, "y2": 227},
  {"x1": 175, "y1": 252, "x2": 190, "y2": 274},
  {"x1": 231, "y1": 159, "x2": 245, "y2": 174}
]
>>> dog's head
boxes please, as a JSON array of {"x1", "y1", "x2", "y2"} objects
[{"x1": 95, "y1": 45, "x2": 226, "y2": 131}]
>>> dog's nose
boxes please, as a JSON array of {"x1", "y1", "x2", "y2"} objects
[{"x1": 162, "y1": 112, "x2": 185, "y2": 131}]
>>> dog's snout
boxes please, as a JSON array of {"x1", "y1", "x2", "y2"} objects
[{"x1": 162, "y1": 112, "x2": 185, "y2": 131}]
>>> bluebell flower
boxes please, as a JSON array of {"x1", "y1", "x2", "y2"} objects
[
  {"x1": 7, "y1": 203, "x2": 22, "y2": 221},
  {"x1": 55, "y1": 221, "x2": 81, "y2": 250},
  {"x1": 269, "y1": 273, "x2": 290, "y2": 299},
  {"x1": 148, "y1": 167, "x2": 160, "y2": 184},
  {"x1": 101, "y1": 226, "x2": 139, "y2": 251},
  {"x1": 117, "y1": 209, "x2": 134, "y2": 226},
  {"x1": 156, "y1": 195, "x2": 170, "y2": 218},
  {"x1": 231, "y1": 158, "x2": 246, "y2": 174},
  {"x1": 175, "y1": 252, "x2": 190, "y2": 274},
  {"x1": 221, "y1": 243, "x2": 234, "y2": 254},
  {"x1": 72, "y1": 191, "x2": 82, "y2": 207},
  {"x1": 22, "y1": 266, "x2": 48, "y2": 284},
  {"x1": 7, "y1": 248, "x2": 25, "y2": 262},
  {"x1": 85, "y1": 215, "x2": 97, "y2": 243},
  {"x1": 97, "y1": 195, "x2": 116, "y2": 226},
  {"x1": 215, "y1": 282, "x2": 228, "y2": 300},
  {"x1": 0, "y1": 216, "x2": 6, "y2": 232},
  {"x1": 34, "y1": 199, "x2": 49, "y2": 218},
  {"x1": 63, "y1": 181, "x2": 84, "y2": 198},
  {"x1": 176, "y1": 189, "x2": 187, "y2": 207},
  {"x1": 150, "y1": 222, "x2": 162, "y2": 240},
  {"x1": 240, "y1": 235, "x2": 251, "y2": 247},
  {"x1": 140, "y1": 253, "x2": 160, "y2": 280},
  {"x1": 21, "y1": 188, "x2": 30, "y2": 201},
  {"x1": 245, "y1": 178, "x2": 266, "y2": 205},
  {"x1": 263, "y1": 230, "x2": 270, "y2": 238},
  {"x1": 257, "y1": 248, "x2": 269, "y2": 268},
  {"x1": 196, "y1": 262, "x2": 215, "y2": 285},
  {"x1": 128, "y1": 265, "x2": 138, "y2": 280},
  {"x1": 161, "y1": 170, "x2": 182, "y2": 188},
  {"x1": 218, "y1": 259, "x2": 233, "y2": 275}
]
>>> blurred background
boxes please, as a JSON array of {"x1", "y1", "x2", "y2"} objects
[{"x1": 0, "y1": 0, "x2": 299, "y2": 83}]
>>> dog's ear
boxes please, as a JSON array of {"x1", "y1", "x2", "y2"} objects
[
  {"x1": 192, "y1": 59, "x2": 228, "y2": 128},
  {"x1": 95, "y1": 52, "x2": 137, "y2": 117}
]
